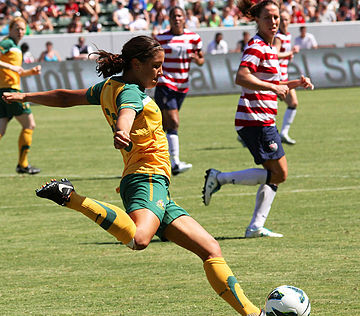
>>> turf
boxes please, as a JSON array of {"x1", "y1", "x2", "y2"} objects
[{"x1": 1, "y1": 87, "x2": 359, "y2": 315}]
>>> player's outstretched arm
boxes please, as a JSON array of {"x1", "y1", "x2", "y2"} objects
[
  {"x1": 285, "y1": 75, "x2": 314, "y2": 90},
  {"x1": 20, "y1": 65, "x2": 42, "y2": 77},
  {"x1": 2, "y1": 89, "x2": 90, "y2": 107}
]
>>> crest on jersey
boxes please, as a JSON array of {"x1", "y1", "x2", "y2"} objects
[
  {"x1": 156, "y1": 199, "x2": 165, "y2": 210},
  {"x1": 268, "y1": 141, "x2": 278, "y2": 152}
]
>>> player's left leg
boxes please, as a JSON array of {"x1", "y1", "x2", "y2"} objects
[
  {"x1": 0, "y1": 117, "x2": 8, "y2": 141},
  {"x1": 245, "y1": 156, "x2": 287, "y2": 238},
  {"x1": 15, "y1": 113, "x2": 40, "y2": 174},
  {"x1": 164, "y1": 215, "x2": 263, "y2": 316},
  {"x1": 162, "y1": 107, "x2": 192, "y2": 175},
  {"x1": 280, "y1": 89, "x2": 298, "y2": 145}
]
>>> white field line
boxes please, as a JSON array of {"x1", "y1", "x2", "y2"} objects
[{"x1": 1, "y1": 185, "x2": 359, "y2": 210}]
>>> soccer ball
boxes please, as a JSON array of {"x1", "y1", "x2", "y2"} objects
[{"x1": 265, "y1": 285, "x2": 311, "y2": 316}]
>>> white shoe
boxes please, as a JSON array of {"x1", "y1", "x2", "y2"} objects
[
  {"x1": 245, "y1": 227, "x2": 283, "y2": 238},
  {"x1": 202, "y1": 168, "x2": 221, "y2": 206},
  {"x1": 281, "y1": 134, "x2": 296, "y2": 145},
  {"x1": 172, "y1": 161, "x2": 192, "y2": 176}
]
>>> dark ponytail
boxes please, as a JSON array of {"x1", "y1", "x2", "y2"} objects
[
  {"x1": 92, "y1": 35, "x2": 163, "y2": 78},
  {"x1": 238, "y1": 0, "x2": 279, "y2": 20}
]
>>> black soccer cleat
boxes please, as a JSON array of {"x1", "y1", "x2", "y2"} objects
[
  {"x1": 16, "y1": 164, "x2": 41, "y2": 175},
  {"x1": 35, "y1": 178, "x2": 74, "y2": 206}
]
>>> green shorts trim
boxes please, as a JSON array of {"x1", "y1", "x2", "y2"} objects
[
  {"x1": 0, "y1": 88, "x2": 31, "y2": 119},
  {"x1": 120, "y1": 173, "x2": 190, "y2": 240}
]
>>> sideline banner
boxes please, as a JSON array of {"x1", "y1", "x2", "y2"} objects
[{"x1": 22, "y1": 47, "x2": 360, "y2": 96}]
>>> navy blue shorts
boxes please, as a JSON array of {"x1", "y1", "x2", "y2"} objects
[
  {"x1": 154, "y1": 85, "x2": 186, "y2": 111},
  {"x1": 237, "y1": 126, "x2": 285, "y2": 165}
]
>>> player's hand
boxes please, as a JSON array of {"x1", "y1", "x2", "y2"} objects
[
  {"x1": 189, "y1": 49, "x2": 204, "y2": 65},
  {"x1": 300, "y1": 75, "x2": 314, "y2": 90},
  {"x1": 293, "y1": 45, "x2": 300, "y2": 53},
  {"x1": 114, "y1": 130, "x2": 131, "y2": 150},
  {"x1": 2, "y1": 92, "x2": 25, "y2": 103},
  {"x1": 272, "y1": 84, "x2": 289, "y2": 99},
  {"x1": 31, "y1": 65, "x2": 42, "y2": 75},
  {"x1": 292, "y1": 46, "x2": 300, "y2": 54}
]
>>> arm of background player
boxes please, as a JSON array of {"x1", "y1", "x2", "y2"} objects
[
  {"x1": 273, "y1": 37, "x2": 298, "y2": 60},
  {"x1": 2, "y1": 89, "x2": 90, "y2": 107},
  {"x1": 0, "y1": 59, "x2": 24, "y2": 74},
  {"x1": 20, "y1": 65, "x2": 42, "y2": 77},
  {"x1": 284, "y1": 75, "x2": 314, "y2": 90}
]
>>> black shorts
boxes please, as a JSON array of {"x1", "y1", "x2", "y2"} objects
[
  {"x1": 0, "y1": 88, "x2": 31, "y2": 119},
  {"x1": 237, "y1": 126, "x2": 285, "y2": 165},
  {"x1": 154, "y1": 85, "x2": 186, "y2": 111}
]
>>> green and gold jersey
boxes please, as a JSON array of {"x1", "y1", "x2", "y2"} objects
[
  {"x1": 86, "y1": 76, "x2": 171, "y2": 180},
  {"x1": 0, "y1": 37, "x2": 22, "y2": 90}
]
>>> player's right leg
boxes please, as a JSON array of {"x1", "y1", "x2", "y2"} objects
[
  {"x1": 164, "y1": 215, "x2": 263, "y2": 316},
  {"x1": 15, "y1": 112, "x2": 40, "y2": 174}
]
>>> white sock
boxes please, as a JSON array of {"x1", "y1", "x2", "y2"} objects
[
  {"x1": 280, "y1": 108, "x2": 297, "y2": 136},
  {"x1": 167, "y1": 133, "x2": 180, "y2": 166},
  {"x1": 217, "y1": 168, "x2": 268, "y2": 186},
  {"x1": 248, "y1": 184, "x2": 277, "y2": 230}
]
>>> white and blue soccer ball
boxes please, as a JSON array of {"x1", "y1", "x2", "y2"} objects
[{"x1": 265, "y1": 285, "x2": 311, "y2": 316}]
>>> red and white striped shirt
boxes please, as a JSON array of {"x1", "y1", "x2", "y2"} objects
[
  {"x1": 235, "y1": 34, "x2": 280, "y2": 130},
  {"x1": 275, "y1": 31, "x2": 291, "y2": 81},
  {"x1": 155, "y1": 29, "x2": 202, "y2": 94}
]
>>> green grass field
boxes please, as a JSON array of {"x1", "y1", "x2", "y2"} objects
[{"x1": 1, "y1": 87, "x2": 359, "y2": 315}]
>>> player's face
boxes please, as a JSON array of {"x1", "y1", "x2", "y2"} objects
[
  {"x1": 137, "y1": 50, "x2": 164, "y2": 89},
  {"x1": 170, "y1": 8, "x2": 185, "y2": 34},
  {"x1": 9, "y1": 21, "x2": 26, "y2": 44},
  {"x1": 255, "y1": 4, "x2": 280, "y2": 44},
  {"x1": 280, "y1": 12, "x2": 290, "y2": 32}
]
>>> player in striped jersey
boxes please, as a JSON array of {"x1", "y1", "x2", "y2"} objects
[
  {"x1": 274, "y1": 10, "x2": 300, "y2": 145},
  {"x1": 203, "y1": 0, "x2": 313, "y2": 238},
  {"x1": 154, "y1": 6, "x2": 204, "y2": 176},
  {"x1": 4, "y1": 35, "x2": 265, "y2": 316}
]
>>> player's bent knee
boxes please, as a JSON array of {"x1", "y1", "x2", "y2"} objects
[
  {"x1": 204, "y1": 238, "x2": 222, "y2": 260},
  {"x1": 276, "y1": 171, "x2": 287, "y2": 184},
  {"x1": 132, "y1": 236, "x2": 151, "y2": 250},
  {"x1": 271, "y1": 170, "x2": 287, "y2": 184}
]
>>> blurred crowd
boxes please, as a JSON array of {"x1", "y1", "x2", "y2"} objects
[{"x1": 0, "y1": 0, "x2": 359, "y2": 36}]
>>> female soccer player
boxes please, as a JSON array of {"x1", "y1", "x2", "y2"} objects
[
  {"x1": 202, "y1": 0, "x2": 313, "y2": 238},
  {"x1": 0, "y1": 17, "x2": 41, "y2": 174},
  {"x1": 154, "y1": 6, "x2": 204, "y2": 175},
  {"x1": 274, "y1": 10, "x2": 300, "y2": 145},
  {"x1": 3, "y1": 35, "x2": 265, "y2": 316}
]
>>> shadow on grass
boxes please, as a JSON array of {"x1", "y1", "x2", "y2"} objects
[
  {"x1": 200, "y1": 146, "x2": 238, "y2": 151},
  {"x1": 72, "y1": 175, "x2": 122, "y2": 182},
  {"x1": 81, "y1": 236, "x2": 246, "y2": 246}
]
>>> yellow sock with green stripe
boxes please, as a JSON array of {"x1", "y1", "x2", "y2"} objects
[
  {"x1": 66, "y1": 192, "x2": 136, "y2": 245},
  {"x1": 204, "y1": 257, "x2": 261, "y2": 316},
  {"x1": 18, "y1": 128, "x2": 33, "y2": 167}
]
